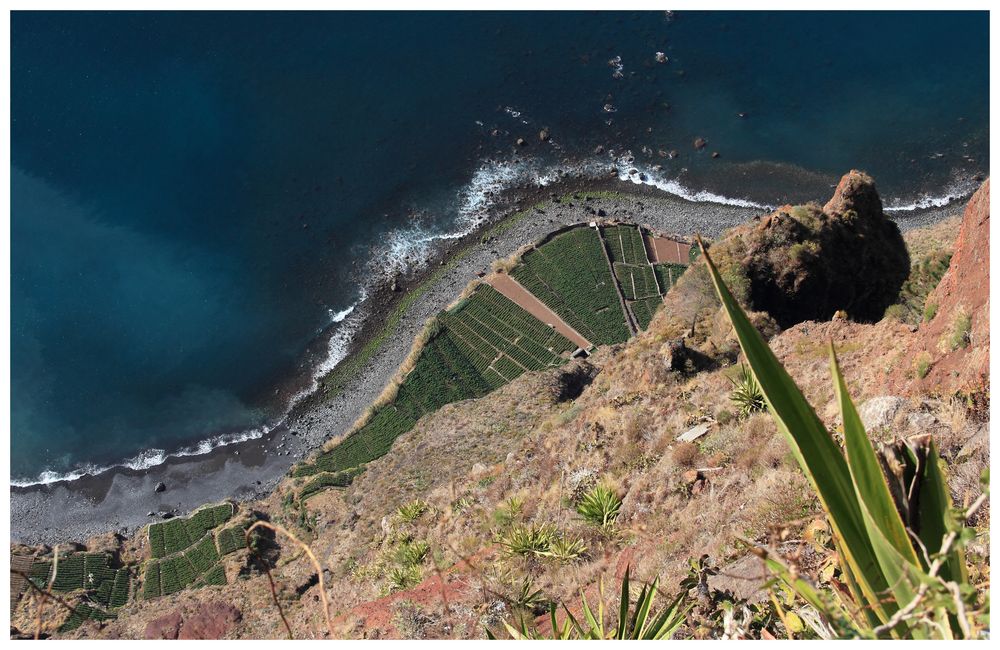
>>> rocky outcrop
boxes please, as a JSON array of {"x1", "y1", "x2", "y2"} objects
[
  {"x1": 738, "y1": 170, "x2": 909, "y2": 328},
  {"x1": 892, "y1": 179, "x2": 989, "y2": 396},
  {"x1": 144, "y1": 602, "x2": 242, "y2": 640}
]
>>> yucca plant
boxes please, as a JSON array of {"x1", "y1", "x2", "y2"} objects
[
  {"x1": 396, "y1": 499, "x2": 428, "y2": 523},
  {"x1": 700, "y1": 239, "x2": 985, "y2": 639},
  {"x1": 728, "y1": 363, "x2": 766, "y2": 417},
  {"x1": 489, "y1": 566, "x2": 690, "y2": 639},
  {"x1": 540, "y1": 536, "x2": 587, "y2": 564},
  {"x1": 498, "y1": 523, "x2": 558, "y2": 557},
  {"x1": 576, "y1": 484, "x2": 623, "y2": 529}
]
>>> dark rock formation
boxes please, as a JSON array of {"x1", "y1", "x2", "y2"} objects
[{"x1": 740, "y1": 170, "x2": 909, "y2": 328}]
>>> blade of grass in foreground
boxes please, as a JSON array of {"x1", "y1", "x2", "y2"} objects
[{"x1": 698, "y1": 239, "x2": 896, "y2": 629}]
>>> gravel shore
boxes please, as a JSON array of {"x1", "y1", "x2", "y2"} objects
[{"x1": 9, "y1": 180, "x2": 957, "y2": 546}]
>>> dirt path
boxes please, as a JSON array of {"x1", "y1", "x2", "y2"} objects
[
  {"x1": 487, "y1": 274, "x2": 592, "y2": 350},
  {"x1": 646, "y1": 235, "x2": 691, "y2": 264}
]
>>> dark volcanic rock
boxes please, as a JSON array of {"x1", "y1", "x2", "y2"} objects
[
  {"x1": 738, "y1": 170, "x2": 909, "y2": 328},
  {"x1": 154, "y1": 482, "x2": 166, "y2": 493}
]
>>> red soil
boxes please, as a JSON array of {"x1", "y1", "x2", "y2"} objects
[
  {"x1": 646, "y1": 235, "x2": 691, "y2": 265},
  {"x1": 487, "y1": 273, "x2": 592, "y2": 350}
]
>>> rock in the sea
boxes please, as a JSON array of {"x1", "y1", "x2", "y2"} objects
[
  {"x1": 655, "y1": 51, "x2": 668, "y2": 63},
  {"x1": 516, "y1": 137, "x2": 527, "y2": 147},
  {"x1": 693, "y1": 137, "x2": 707, "y2": 150},
  {"x1": 538, "y1": 128, "x2": 550, "y2": 142},
  {"x1": 154, "y1": 482, "x2": 166, "y2": 493}
]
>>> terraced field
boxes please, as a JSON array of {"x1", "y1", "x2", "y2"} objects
[
  {"x1": 142, "y1": 502, "x2": 248, "y2": 600},
  {"x1": 512, "y1": 227, "x2": 631, "y2": 345},
  {"x1": 292, "y1": 223, "x2": 691, "y2": 498},
  {"x1": 21, "y1": 550, "x2": 132, "y2": 632}
]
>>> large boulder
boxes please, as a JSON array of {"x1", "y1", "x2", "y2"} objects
[{"x1": 738, "y1": 170, "x2": 909, "y2": 328}]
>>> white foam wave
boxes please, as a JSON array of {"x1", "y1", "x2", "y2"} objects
[
  {"x1": 884, "y1": 175, "x2": 979, "y2": 212},
  {"x1": 611, "y1": 153, "x2": 773, "y2": 210},
  {"x1": 370, "y1": 158, "x2": 562, "y2": 282},
  {"x1": 11, "y1": 425, "x2": 271, "y2": 487},
  {"x1": 287, "y1": 296, "x2": 367, "y2": 409}
]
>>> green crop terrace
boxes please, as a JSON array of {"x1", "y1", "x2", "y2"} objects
[{"x1": 291, "y1": 223, "x2": 689, "y2": 499}]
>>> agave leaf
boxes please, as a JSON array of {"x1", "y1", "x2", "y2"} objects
[
  {"x1": 916, "y1": 438, "x2": 967, "y2": 585},
  {"x1": 699, "y1": 240, "x2": 894, "y2": 625},
  {"x1": 580, "y1": 589, "x2": 601, "y2": 637},
  {"x1": 630, "y1": 579, "x2": 656, "y2": 639},
  {"x1": 831, "y1": 346, "x2": 937, "y2": 638},
  {"x1": 616, "y1": 566, "x2": 630, "y2": 639},
  {"x1": 831, "y1": 346, "x2": 920, "y2": 566},
  {"x1": 831, "y1": 536, "x2": 884, "y2": 631},
  {"x1": 642, "y1": 591, "x2": 690, "y2": 640}
]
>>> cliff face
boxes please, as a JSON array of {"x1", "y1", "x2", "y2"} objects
[{"x1": 892, "y1": 179, "x2": 989, "y2": 397}]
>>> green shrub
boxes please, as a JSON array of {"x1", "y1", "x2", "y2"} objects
[
  {"x1": 541, "y1": 536, "x2": 587, "y2": 564},
  {"x1": 883, "y1": 303, "x2": 907, "y2": 322},
  {"x1": 945, "y1": 310, "x2": 972, "y2": 350},
  {"x1": 499, "y1": 523, "x2": 557, "y2": 557},
  {"x1": 914, "y1": 353, "x2": 932, "y2": 379},
  {"x1": 394, "y1": 540, "x2": 430, "y2": 567},
  {"x1": 923, "y1": 301, "x2": 939, "y2": 322},
  {"x1": 728, "y1": 363, "x2": 766, "y2": 417},
  {"x1": 388, "y1": 565, "x2": 422, "y2": 592},
  {"x1": 397, "y1": 499, "x2": 429, "y2": 523},
  {"x1": 576, "y1": 484, "x2": 623, "y2": 528},
  {"x1": 492, "y1": 496, "x2": 525, "y2": 528},
  {"x1": 490, "y1": 567, "x2": 689, "y2": 640}
]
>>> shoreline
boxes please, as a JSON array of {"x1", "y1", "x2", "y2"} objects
[{"x1": 9, "y1": 177, "x2": 961, "y2": 546}]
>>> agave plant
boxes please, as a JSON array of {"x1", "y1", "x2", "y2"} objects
[
  {"x1": 699, "y1": 239, "x2": 985, "y2": 639},
  {"x1": 728, "y1": 363, "x2": 766, "y2": 417},
  {"x1": 489, "y1": 566, "x2": 690, "y2": 640},
  {"x1": 576, "y1": 483, "x2": 623, "y2": 529}
]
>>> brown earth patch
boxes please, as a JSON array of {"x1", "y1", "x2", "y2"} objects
[
  {"x1": 487, "y1": 272, "x2": 592, "y2": 349},
  {"x1": 646, "y1": 235, "x2": 691, "y2": 264}
]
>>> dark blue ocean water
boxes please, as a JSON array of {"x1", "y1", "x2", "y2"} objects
[{"x1": 11, "y1": 11, "x2": 989, "y2": 484}]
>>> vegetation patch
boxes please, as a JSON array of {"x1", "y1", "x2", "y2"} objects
[
  {"x1": 883, "y1": 250, "x2": 951, "y2": 325},
  {"x1": 23, "y1": 551, "x2": 131, "y2": 632},
  {"x1": 141, "y1": 502, "x2": 241, "y2": 600}
]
